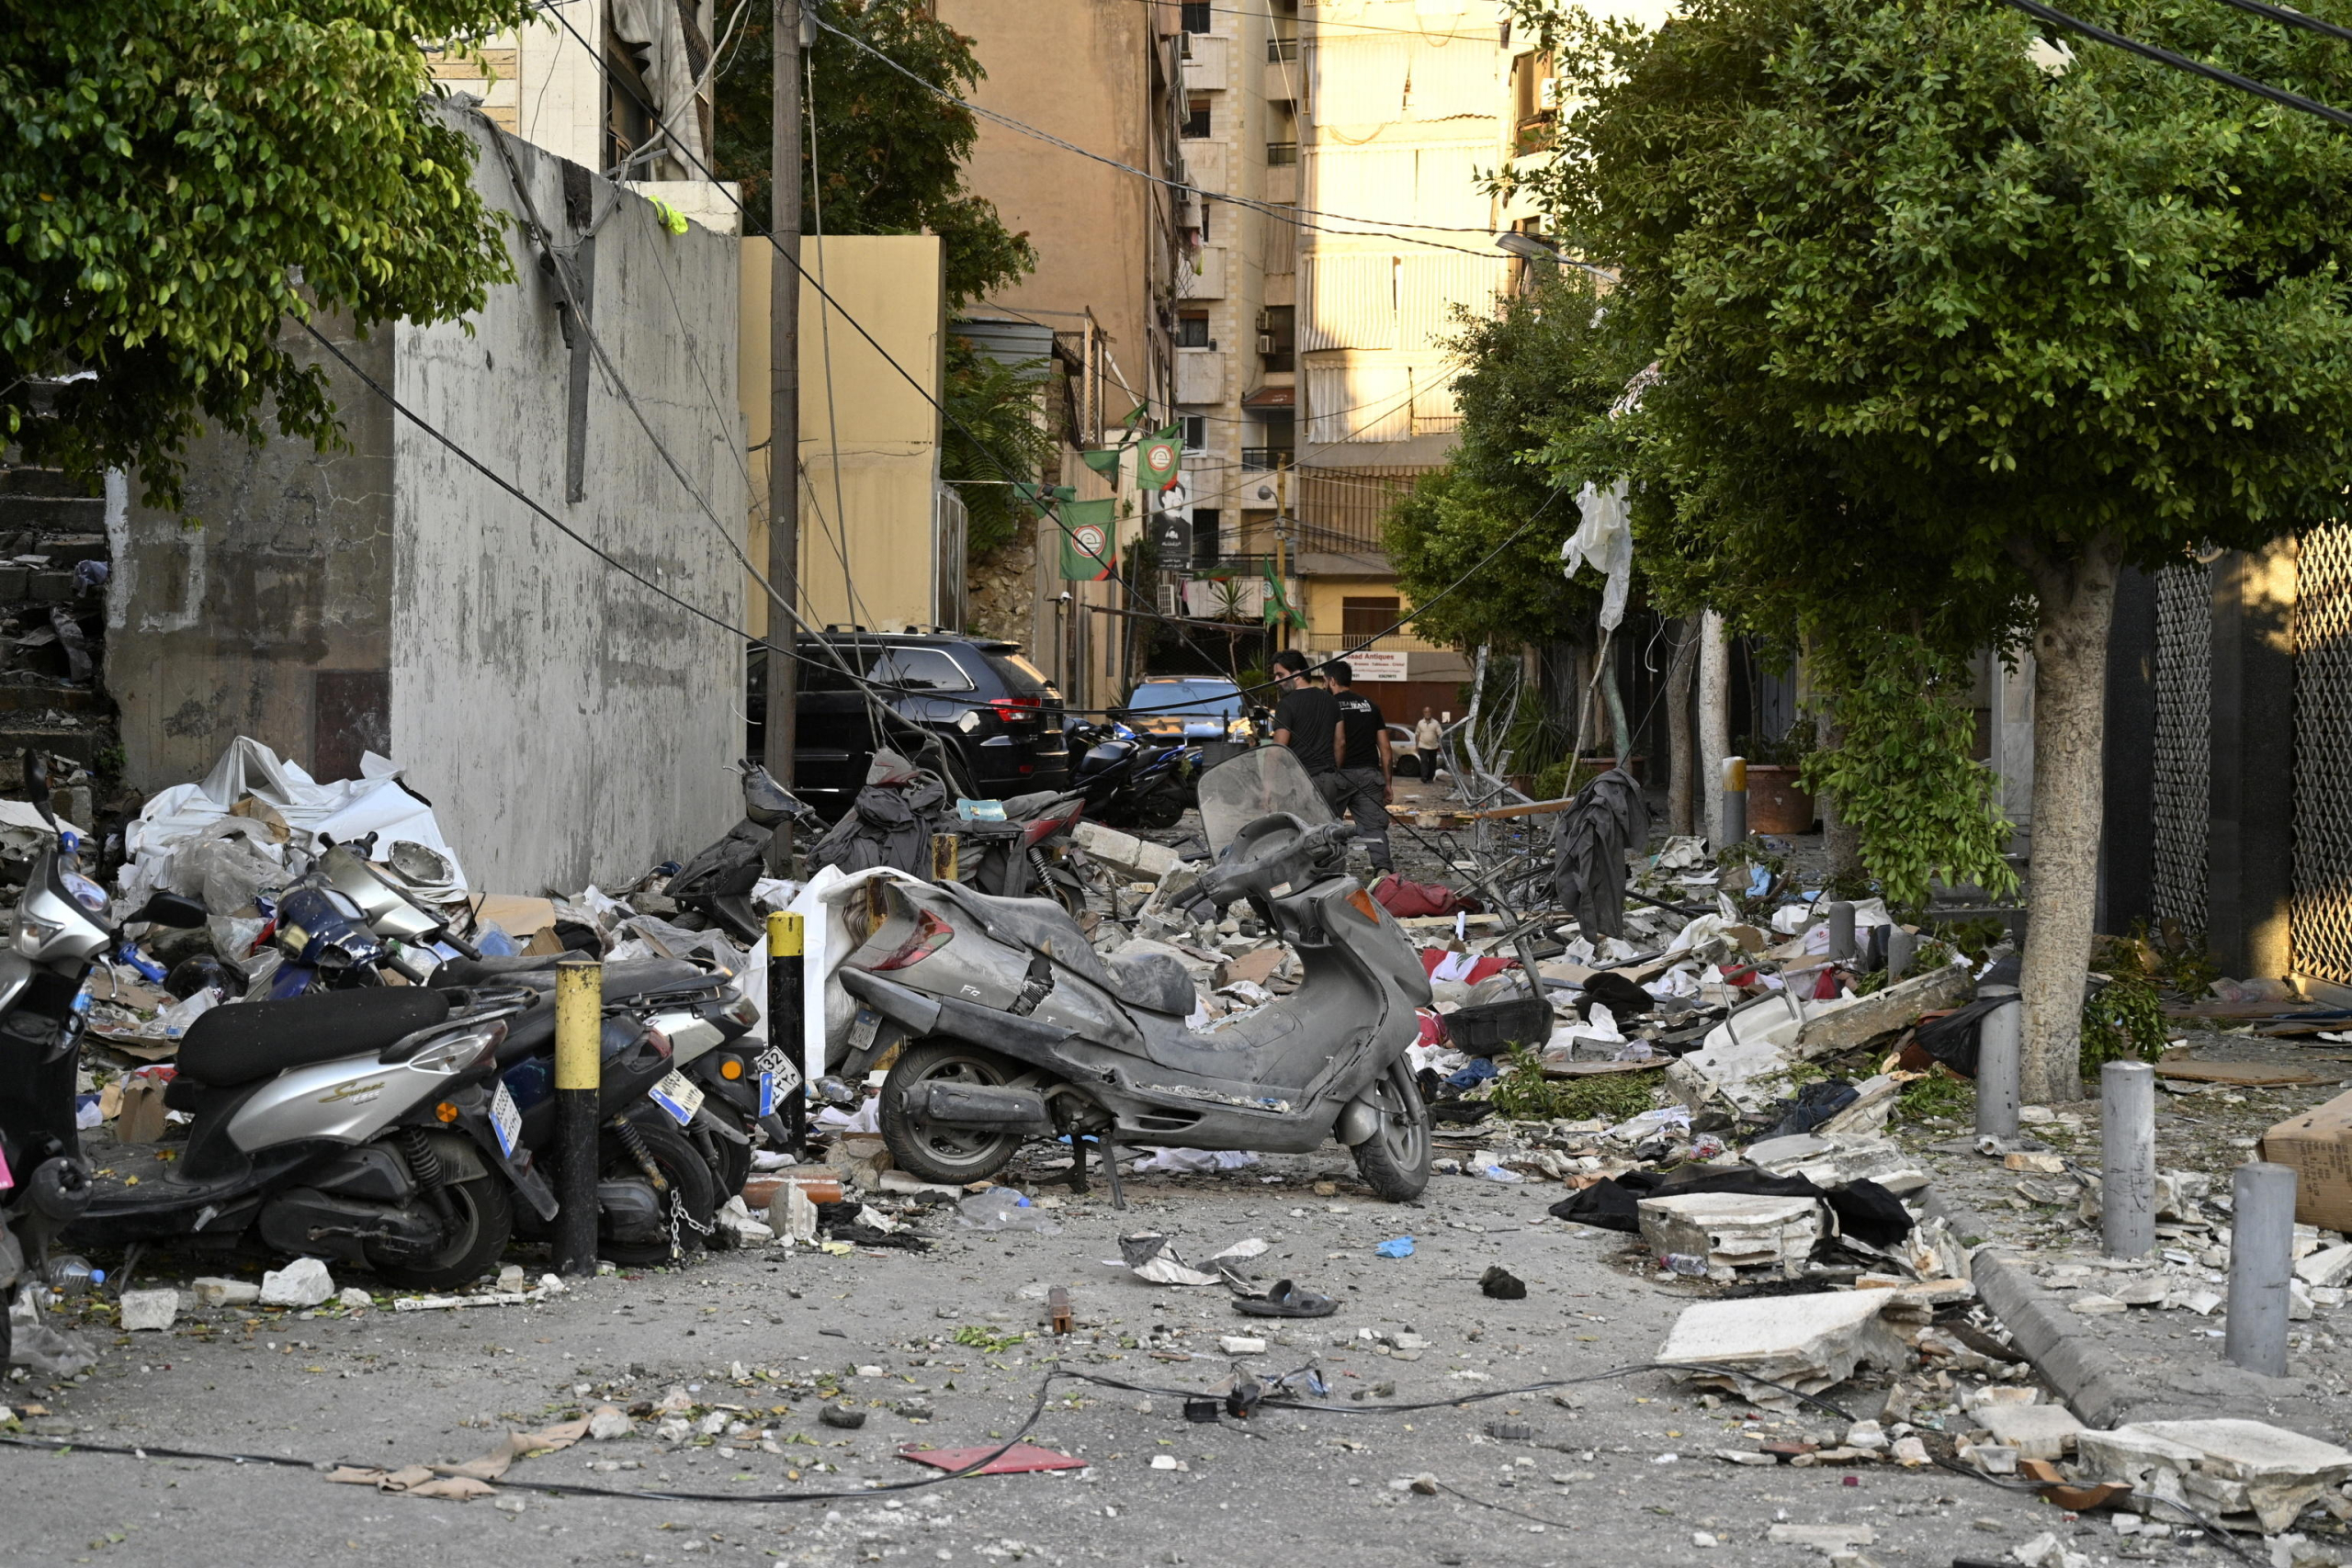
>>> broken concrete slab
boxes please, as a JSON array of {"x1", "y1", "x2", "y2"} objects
[
  {"x1": 1637, "y1": 1192, "x2": 1826, "y2": 1281},
  {"x1": 1072, "y1": 821, "x2": 1179, "y2": 882},
  {"x1": 2075, "y1": 1419, "x2": 2352, "y2": 1534},
  {"x1": 1766, "y1": 1522, "x2": 1876, "y2": 1551},
  {"x1": 1793, "y1": 963, "x2": 1974, "y2": 1052},
  {"x1": 1655, "y1": 1291, "x2": 1910, "y2": 1409},
  {"x1": 189, "y1": 1276, "x2": 261, "y2": 1309},
  {"x1": 117, "y1": 1288, "x2": 177, "y2": 1332},
  {"x1": 1975, "y1": 1402, "x2": 2084, "y2": 1460},
  {"x1": 1747, "y1": 1132, "x2": 1929, "y2": 1194},
  {"x1": 2294, "y1": 1243, "x2": 2352, "y2": 1290}
]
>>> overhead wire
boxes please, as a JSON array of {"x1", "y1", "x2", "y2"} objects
[{"x1": 1996, "y1": 0, "x2": 2352, "y2": 126}]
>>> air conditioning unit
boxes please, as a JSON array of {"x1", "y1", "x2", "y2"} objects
[
  {"x1": 1256, "y1": 333, "x2": 1277, "y2": 355},
  {"x1": 1255, "y1": 308, "x2": 1274, "y2": 333},
  {"x1": 1157, "y1": 583, "x2": 1180, "y2": 616}
]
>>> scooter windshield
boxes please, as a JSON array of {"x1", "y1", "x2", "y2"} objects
[{"x1": 1195, "y1": 743, "x2": 1331, "y2": 856}]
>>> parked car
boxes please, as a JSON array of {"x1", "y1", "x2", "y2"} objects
[
  {"x1": 746, "y1": 633, "x2": 1069, "y2": 818},
  {"x1": 1120, "y1": 674, "x2": 1257, "y2": 770}
]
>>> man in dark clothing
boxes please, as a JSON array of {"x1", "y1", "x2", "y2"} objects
[
  {"x1": 1269, "y1": 648, "x2": 1339, "y2": 775},
  {"x1": 1321, "y1": 660, "x2": 1393, "y2": 873}
]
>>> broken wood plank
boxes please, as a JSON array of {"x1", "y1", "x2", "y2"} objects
[{"x1": 2154, "y1": 1055, "x2": 2323, "y2": 1087}]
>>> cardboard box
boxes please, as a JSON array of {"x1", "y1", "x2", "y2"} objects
[
  {"x1": 2259, "y1": 1089, "x2": 2352, "y2": 1231},
  {"x1": 117, "y1": 1076, "x2": 169, "y2": 1145}
]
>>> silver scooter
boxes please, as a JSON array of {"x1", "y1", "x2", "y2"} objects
[
  {"x1": 834, "y1": 746, "x2": 1432, "y2": 1201},
  {"x1": 0, "y1": 756, "x2": 546, "y2": 1292}
]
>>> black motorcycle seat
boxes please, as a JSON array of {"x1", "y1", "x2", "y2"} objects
[
  {"x1": 435, "y1": 957, "x2": 710, "y2": 998},
  {"x1": 431, "y1": 953, "x2": 552, "y2": 986},
  {"x1": 1106, "y1": 952, "x2": 1196, "y2": 1017},
  {"x1": 177, "y1": 987, "x2": 455, "y2": 1086},
  {"x1": 998, "y1": 790, "x2": 1069, "y2": 818}
]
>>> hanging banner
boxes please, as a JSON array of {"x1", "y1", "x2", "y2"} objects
[
  {"x1": 1137, "y1": 426, "x2": 1183, "y2": 492},
  {"x1": 1081, "y1": 448, "x2": 1125, "y2": 485},
  {"x1": 1058, "y1": 498, "x2": 1116, "y2": 581},
  {"x1": 1260, "y1": 560, "x2": 1306, "y2": 629}
]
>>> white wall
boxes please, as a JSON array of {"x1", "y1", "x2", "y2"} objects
[{"x1": 390, "y1": 112, "x2": 747, "y2": 894}]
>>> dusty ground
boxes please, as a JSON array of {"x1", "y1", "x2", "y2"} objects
[{"x1": 8, "y1": 1145, "x2": 2102, "y2": 1568}]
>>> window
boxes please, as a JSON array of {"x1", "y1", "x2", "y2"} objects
[
  {"x1": 1341, "y1": 597, "x2": 1402, "y2": 639},
  {"x1": 1259, "y1": 303, "x2": 1294, "y2": 370},
  {"x1": 1191, "y1": 508, "x2": 1222, "y2": 566},
  {"x1": 1198, "y1": 197, "x2": 1212, "y2": 243},
  {"x1": 1181, "y1": 414, "x2": 1208, "y2": 450},
  {"x1": 1183, "y1": 96, "x2": 1212, "y2": 138},
  {"x1": 1181, "y1": 1, "x2": 1211, "y2": 31},
  {"x1": 870, "y1": 648, "x2": 974, "y2": 693},
  {"x1": 1177, "y1": 311, "x2": 1212, "y2": 348}
]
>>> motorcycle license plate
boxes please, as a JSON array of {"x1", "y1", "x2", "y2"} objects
[
  {"x1": 754, "y1": 1043, "x2": 797, "y2": 1117},
  {"x1": 846, "y1": 1007, "x2": 881, "y2": 1053},
  {"x1": 489, "y1": 1081, "x2": 522, "y2": 1158},
  {"x1": 648, "y1": 1069, "x2": 705, "y2": 1127}
]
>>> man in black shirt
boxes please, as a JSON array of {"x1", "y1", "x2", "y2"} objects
[
  {"x1": 1321, "y1": 660, "x2": 1393, "y2": 874},
  {"x1": 1270, "y1": 648, "x2": 1339, "y2": 775}
]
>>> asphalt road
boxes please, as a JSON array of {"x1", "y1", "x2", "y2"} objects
[{"x1": 6, "y1": 1154, "x2": 2116, "y2": 1568}]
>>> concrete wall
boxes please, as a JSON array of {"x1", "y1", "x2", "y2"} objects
[
  {"x1": 110, "y1": 320, "x2": 398, "y2": 788},
  {"x1": 739, "y1": 236, "x2": 947, "y2": 637},
  {"x1": 390, "y1": 111, "x2": 745, "y2": 895},
  {"x1": 116, "y1": 108, "x2": 746, "y2": 897}
]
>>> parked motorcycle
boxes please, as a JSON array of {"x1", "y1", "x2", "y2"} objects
[
  {"x1": 949, "y1": 790, "x2": 1087, "y2": 913},
  {"x1": 830, "y1": 746, "x2": 1431, "y2": 1201},
  {"x1": 1067, "y1": 720, "x2": 1197, "y2": 830},
  {"x1": 667, "y1": 760, "x2": 818, "y2": 943}
]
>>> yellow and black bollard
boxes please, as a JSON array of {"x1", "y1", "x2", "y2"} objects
[
  {"x1": 553, "y1": 955, "x2": 603, "y2": 1276},
  {"x1": 766, "y1": 911, "x2": 807, "y2": 1161}
]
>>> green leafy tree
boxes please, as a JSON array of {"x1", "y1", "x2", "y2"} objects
[
  {"x1": 942, "y1": 338, "x2": 1057, "y2": 558},
  {"x1": 1512, "y1": 0, "x2": 2352, "y2": 1097},
  {"x1": 0, "y1": 0, "x2": 531, "y2": 508},
  {"x1": 1385, "y1": 269, "x2": 1629, "y2": 652}
]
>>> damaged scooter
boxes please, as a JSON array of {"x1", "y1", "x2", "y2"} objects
[{"x1": 831, "y1": 746, "x2": 1431, "y2": 1201}]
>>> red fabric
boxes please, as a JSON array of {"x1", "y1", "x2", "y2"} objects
[
  {"x1": 1811, "y1": 966, "x2": 1845, "y2": 1001},
  {"x1": 1417, "y1": 948, "x2": 1512, "y2": 986},
  {"x1": 1415, "y1": 1009, "x2": 1447, "y2": 1047},
  {"x1": 898, "y1": 1443, "x2": 1085, "y2": 1475},
  {"x1": 1373, "y1": 874, "x2": 1480, "y2": 919}
]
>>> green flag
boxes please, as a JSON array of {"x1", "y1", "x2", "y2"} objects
[
  {"x1": 1080, "y1": 448, "x2": 1124, "y2": 488},
  {"x1": 1058, "y1": 498, "x2": 1116, "y2": 581},
  {"x1": 1013, "y1": 481, "x2": 1076, "y2": 518},
  {"x1": 1136, "y1": 426, "x2": 1182, "y2": 492},
  {"x1": 1261, "y1": 560, "x2": 1306, "y2": 629}
]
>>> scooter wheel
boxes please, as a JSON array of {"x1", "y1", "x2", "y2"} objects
[
  {"x1": 1135, "y1": 788, "x2": 1187, "y2": 831},
  {"x1": 598, "y1": 1114, "x2": 718, "y2": 1268},
  {"x1": 697, "y1": 1098, "x2": 753, "y2": 1203},
  {"x1": 1351, "y1": 1058, "x2": 1431, "y2": 1203},
  {"x1": 363, "y1": 1176, "x2": 514, "y2": 1292},
  {"x1": 880, "y1": 1041, "x2": 1027, "y2": 1186}
]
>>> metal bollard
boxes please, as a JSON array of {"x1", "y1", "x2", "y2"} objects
[
  {"x1": 2226, "y1": 1161, "x2": 2299, "y2": 1378},
  {"x1": 1975, "y1": 989, "x2": 2021, "y2": 1141},
  {"x1": 767, "y1": 910, "x2": 808, "y2": 1162},
  {"x1": 553, "y1": 956, "x2": 603, "y2": 1277},
  {"x1": 2101, "y1": 1060, "x2": 2157, "y2": 1259},
  {"x1": 1885, "y1": 925, "x2": 1917, "y2": 982},
  {"x1": 1827, "y1": 901, "x2": 1857, "y2": 962},
  {"x1": 1720, "y1": 755, "x2": 1747, "y2": 848}
]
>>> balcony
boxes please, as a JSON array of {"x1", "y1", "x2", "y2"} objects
[
  {"x1": 1240, "y1": 447, "x2": 1295, "y2": 472},
  {"x1": 1514, "y1": 111, "x2": 1557, "y2": 156},
  {"x1": 1265, "y1": 141, "x2": 1298, "y2": 167},
  {"x1": 1267, "y1": 36, "x2": 1298, "y2": 62}
]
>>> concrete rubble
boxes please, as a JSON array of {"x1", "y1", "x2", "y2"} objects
[
  {"x1": 1636, "y1": 1191, "x2": 1826, "y2": 1280},
  {"x1": 2072, "y1": 1418, "x2": 2352, "y2": 1534},
  {"x1": 1654, "y1": 1291, "x2": 1913, "y2": 1407}
]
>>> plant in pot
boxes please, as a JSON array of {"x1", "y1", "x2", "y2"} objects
[{"x1": 1736, "y1": 728, "x2": 1816, "y2": 834}]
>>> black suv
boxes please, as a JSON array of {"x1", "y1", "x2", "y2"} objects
[{"x1": 746, "y1": 632, "x2": 1070, "y2": 818}]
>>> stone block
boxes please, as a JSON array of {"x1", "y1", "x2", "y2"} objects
[
  {"x1": 1656, "y1": 1291, "x2": 1909, "y2": 1409},
  {"x1": 118, "y1": 1288, "x2": 178, "y2": 1332},
  {"x1": 29, "y1": 570, "x2": 74, "y2": 602},
  {"x1": 190, "y1": 1277, "x2": 261, "y2": 1309},
  {"x1": 1976, "y1": 1402, "x2": 2084, "y2": 1461},
  {"x1": 2294, "y1": 1243, "x2": 2352, "y2": 1289},
  {"x1": 2077, "y1": 1419, "x2": 2352, "y2": 1534},
  {"x1": 1638, "y1": 1191, "x2": 1826, "y2": 1281},
  {"x1": 257, "y1": 1257, "x2": 334, "y2": 1308}
]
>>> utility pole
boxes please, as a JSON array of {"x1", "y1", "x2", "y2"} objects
[
  {"x1": 763, "y1": 0, "x2": 804, "y2": 873},
  {"x1": 1273, "y1": 456, "x2": 1291, "y2": 655}
]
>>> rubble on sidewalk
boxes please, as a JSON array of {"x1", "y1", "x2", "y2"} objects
[
  {"x1": 1654, "y1": 1291, "x2": 1913, "y2": 1408},
  {"x1": 2073, "y1": 1419, "x2": 2352, "y2": 1534}
]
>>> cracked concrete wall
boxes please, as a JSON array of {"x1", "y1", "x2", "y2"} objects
[
  {"x1": 389, "y1": 113, "x2": 744, "y2": 894},
  {"x1": 115, "y1": 108, "x2": 745, "y2": 895},
  {"x1": 111, "y1": 319, "x2": 398, "y2": 794}
]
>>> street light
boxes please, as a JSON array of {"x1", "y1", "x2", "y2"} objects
[{"x1": 1496, "y1": 231, "x2": 1563, "y2": 266}]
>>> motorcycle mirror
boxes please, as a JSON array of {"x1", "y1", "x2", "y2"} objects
[
  {"x1": 130, "y1": 892, "x2": 209, "y2": 929},
  {"x1": 22, "y1": 748, "x2": 55, "y2": 830}
]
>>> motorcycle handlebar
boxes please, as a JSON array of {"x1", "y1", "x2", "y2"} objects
[
  {"x1": 437, "y1": 926, "x2": 483, "y2": 962},
  {"x1": 1197, "y1": 820, "x2": 1356, "y2": 907},
  {"x1": 384, "y1": 953, "x2": 432, "y2": 987}
]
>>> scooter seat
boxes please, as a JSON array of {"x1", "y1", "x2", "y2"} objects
[
  {"x1": 176, "y1": 988, "x2": 455, "y2": 1087},
  {"x1": 1106, "y1": 952, "x2": 1195, "y2": 1017}
]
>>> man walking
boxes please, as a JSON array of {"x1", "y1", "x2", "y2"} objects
[
  {"x1": 1414, "y1": 706, "x2": 1444, "y2": 781},
  {"x1": 1269, "y1": 648, "x2": 1339, "y2": 778},
  {"x1": 1323, "y1": 660, "x2": 1393, "y2": 875}
]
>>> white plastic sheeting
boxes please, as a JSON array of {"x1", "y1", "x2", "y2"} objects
[
  {"x1": 119, "y1": 737, "x2": 468, "y2": 908},
  {"x1": 1565, "y1": 480, "x2": 1634, "y2": 630}
]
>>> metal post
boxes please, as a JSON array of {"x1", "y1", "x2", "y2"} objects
[
  {"x1": 1975, "y1": 988, "x2": 2021, "y2": 1141},
  {"x1": 2100, "y1": 1060, "x2": 2157, "y2": 1259},
  {"x1": 1885, "y1": 925, "x2": 1917, "y2": 982},
  {"x1": 1826, "y1": 901, "x2": 1856, "y2": 962},
  {"x1": 1719, "y1": 755, "x2": 1747, "y2": 847},
  {"x1": 767, "y1": 911, "x2": 808, "y2": 1161},
  {"x1": 2226, "y1": 1161, "x2": 2298, "y2": 1378},
  {"x1": 762, "y1": 0, "x2": 805, "y2": 874},
  {"x1": 552, "y1": 956, "x2": 603, "y2": 1276}
]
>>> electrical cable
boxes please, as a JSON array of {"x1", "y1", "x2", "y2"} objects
[
  {"x1": 1995, "y1": 0, "x2": 2352, "y2": 127},
  {"x1": 2205, "y1": 0, "x2": 2352, "y2": 47}
]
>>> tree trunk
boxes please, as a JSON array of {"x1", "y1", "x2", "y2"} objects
[
  {"x1": 1699, "y1": 610, "x2": 1731, "y2": 845},
  {"x1": 1816, "y1": 711, "x2": 1864, "y2": 886},
  {"x1": 2018, "y1": 537, "x2": 2122, "y2": 1104},
  {"x1": 1667, "y1": 616, "x2": 1700, "y2": 836}
]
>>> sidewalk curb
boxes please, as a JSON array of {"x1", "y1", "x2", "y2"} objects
[{"x1": 1921, "y1": 1187, "x2": 2141, "y2": 1428}]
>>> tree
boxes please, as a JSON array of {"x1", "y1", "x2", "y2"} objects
[
  {"x1": 1514, "y1": 0, "x2": 2352, "y2": 1097},
  {"x1": 0, "y1": 0, "x2": 532, "y2": 509}
]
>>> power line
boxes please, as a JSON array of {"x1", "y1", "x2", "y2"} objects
[
  {"x1": 1996, "y1": 0, "x2": 2352, "y2": 127},
  {"x1": 2206, "y1": 0, "x2": 2352, "y2": 47}
]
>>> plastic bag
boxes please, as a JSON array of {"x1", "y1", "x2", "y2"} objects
[
  {"x1": 956, "y1": 1189, "x2": 1060, "y2": 1235},
  {"x1": 168, "y1": 823, "x2": 285, "y2": 916},
  {"x1": 7, "y1": 1288, "x2": 96, "y2": 1376}
]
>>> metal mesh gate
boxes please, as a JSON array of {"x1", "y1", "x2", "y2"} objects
[
  {"x1": 2294, "y1": 524, "x2": 2352, "y2": 986},
  {"x1": 2150, "y1": 562, "x2": 2211, "y2": 935}
]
